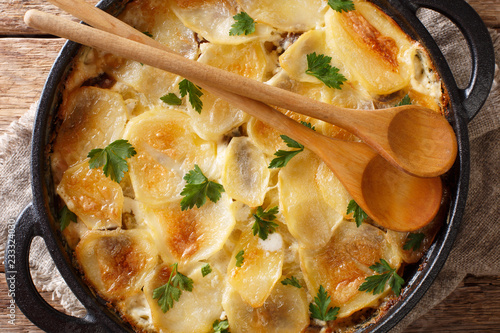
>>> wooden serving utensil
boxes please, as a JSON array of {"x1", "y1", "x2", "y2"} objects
[
  {"x1": 33, "y1": 0, "x2": 456, "y2": 179},
  {"x1": 24, "y1": 8, "x2": 442, "y2": 231}
]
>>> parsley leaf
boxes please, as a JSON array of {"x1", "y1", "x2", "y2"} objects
[
  {"x1": 87, "y1": 139, "x2": 137, "y2": 183},
  {"x1": 358, "y1": 259, "x2": 404, "y2": 296},
  {"x1": 143, "y1": 31, "x2": 153, "y2": 37},
  {"x1": 179, "y1": 79, "x2": 203, "y2": 113},
  {"x1": 201, "y1": 263, "x2": 212, "y2": 277},
  {"x1": 212, "y1": 319, "x2": 230, "y2": 333},
  {"x1": 396, "y1": 94, "x2": 411, "y2": 106},
  {"x1": 328, "y1": 0, "x2": 355, "y2": 12},
  {"x1": 252, "y1": 206, "x2": 279, "y2": 240},
  {"x1": 281, "y1": 276, "x2": 302, "y2": 288},
  {"x1": 300, "y1": 121, "x2": 316, "y2": 131},
  {"x1": 347, "y1": 199, "x2": 368, "y2": 227},
  {"x1": 403, "y1": 232, "x2": 425, "y2": 251},
  {"x1": 235, "y1": 250, "x2": 245, "y2": 267},
  {"x1": 306, "y1": 52, "x2": 347, "y2": 89},
  {"x1": 59, "y1": 205, "x2": 77, "y2": 231},
  {"x1": 309, "y1": 285, "x2": 340, "y2": 321},
  {"x1": 160, "y1": 93, "x2": 182, "y2": 105},
  {"x1": 152, "y1": 263, "x2": 194, "y2": 313},
  {"x1": 180, "y1": 165, "x2": 225, "y2": 210},
  {"x1": 229, "y1": 12, "x2": 256, "y2": 36},
  {"x1": 269, "y1": 135, "x2": 304, "y2": 168}
]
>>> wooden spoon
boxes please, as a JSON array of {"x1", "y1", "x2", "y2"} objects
[
  {"x1": 24, "y1": 9, "x2": 442, "y2": 231},
  {"x1": 28, "y1": 2, "x2": 456, "y2": 178}
]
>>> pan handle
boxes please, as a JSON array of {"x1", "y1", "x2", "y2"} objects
[
  {"x1": 405, "y1": 0, "x2": 495, "y2": 121},
  {"x1": 4, "y1": 203, "x2": 108, "y2": 333}
]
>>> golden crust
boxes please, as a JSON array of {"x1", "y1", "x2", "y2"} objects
[{"x1": 52, "y1": 0, "x2": 447, "y2": 331}]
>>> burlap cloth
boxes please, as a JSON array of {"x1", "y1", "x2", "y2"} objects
[{"x1": 0, "y1": 9, "x2": 499, "y2": 331}]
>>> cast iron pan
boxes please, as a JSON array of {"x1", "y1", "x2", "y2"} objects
[{"x1": 5, "y1": 0, "x2": 494, "y2": 332}]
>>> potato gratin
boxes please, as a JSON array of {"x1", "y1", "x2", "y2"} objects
[{"x1": 50, "y1": 0, "x2": 448, "y2": 332}]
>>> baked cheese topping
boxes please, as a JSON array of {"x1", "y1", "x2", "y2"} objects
[{"x1": 51, "y1": 0, "x2": 447, "y2": 332}]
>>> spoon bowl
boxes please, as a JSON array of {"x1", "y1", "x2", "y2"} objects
[{"x1": 386, "y1": 106, "x2": 458, "y2": 177}]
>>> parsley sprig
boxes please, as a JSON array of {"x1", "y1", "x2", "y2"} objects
[
  {"x1": 212, "y1": 319, "x2": 230, "y2": 333},
  {"x1": 160, "y1": 79, "x2": 203, "y2": 112},
  {"x1": 403, "y1": 232, "x2": 425, "y2": 251},
  {"x1": 358, "y1": 259, "x2": 404, "y2": 296},
  {"x1": 201, "y1": 263, "x2": 212, "y2": 277},
  {"x1": 180, "y1": 165, "x2": 225, "y2": 211},
  {"x1": 152, "y1": 263, "x2": 193, "y2": 313},
  {"x1": 179, "y1": 79, "x2": 203, "y2": 113},
  {"x1": 281, "y1": 276, "x2": 302, "y2": 288},
  {"x1": 59, "y1": 205, "x2": 77, "y2": 231},
  {"x1": 268, "y1": 135, "x2": 304, "y2": 169},
  {"x1": 309, "y1": 285, "x2": 340, "y2": 321},
  {"x1": 229, "y1": 12, "x2": 256, "y2": 36},
  {"x1": 87, "y1": 139, "x2": 137, "y2": 183},
  {"x1": 235, "y1": 250, "x2": 245, "y2": 267},
  {"x1": 347, "y1": 199, "x2": 368, "y2": 227},
  {"x1": 396, "y1": 94, "x2": 411, "y2": 106},
  {"x1": 252, "y1": 206, "x2": 279, "y2": 240},
  {"x1": 328, "y1": 0, "x2": 355, "y2": 12},
  {"x1": 306, "y1": 52, "x2": 347, "y2": 89}
]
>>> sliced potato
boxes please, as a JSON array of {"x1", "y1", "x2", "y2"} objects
[
  {"x1": 124, "y1": 109, "x2": 216, "y2": 206},
  {"x1": 144, "y1": 263, "x2": 224, "y2": 333},
  {"x1": 246, "y1": 117, "x2": 287, "y2": 156},
  {"x1": 279, "y1": 150, "x2": 343, "y2": 249},
  {"x1": 316, "y1": 161, "x2": 353, "y2": 218},
  {"x1": 299, "y1": 220, "x2": 401, "y2": 318},
  {"x1": 108, "y1": 61, "x2": 180, "y2": 106},
  {"x1": 75, "y1": 229, "x2": 158, "y2": 301},
  {"x1": 222, "y1": 137, "x2": 270, "y2": 207},
  {"x1": 52, "y1": 86, "x2": 127, "y2": 175},
  {"x1": 170, "y1": 0, "x2": 274, "y2": 44},
  {"x1": 189, "y1": 42, "x2": 269, "y2": 140},
  {"x1": 57, "y1": 160, "x2": 124, "y2": 230},
  {"x1": 227, "y1": 229, "x2": 284, "y2": 307},
  {"x1": 237, "y1": 0, "x2": 328, "y2": 32},
  {"x1": 325, "y1": 2, "x2": 415, "y2": 95},
  {"x1": 223, "y1": 281, "x2": 309, "y2": 333},
  {"x1": 126, "y1": 151, "x2": 184, "y2": 206},
  {"x1": 143, "y1": 197, "x2": 235, "y2": 267}
]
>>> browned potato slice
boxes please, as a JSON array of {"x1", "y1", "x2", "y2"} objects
[
  {"x1": 299, "y1": 220, "x2": 402, "y2": 318},
  {"x1": 237, "y1": 0, "x2": 328, "y2": 32},
  {"x1": 143, "y1": 198, "x2": 235, "y2": 267},
  {"x1": 279, "y1": 150, "x2": 343, "y2": 249},
  {"x1": 144, "y1": 263, "x2": 224, "y2": 333},
  {"x1": 57, "y1": 160, "x2": 124, "y2": 230},
  {"x1": 75, "y1": 229, "x2": 158, "y2": 301},
  {"x1": 222, "y1": 137, "x2": 270, "y2": 207},
  {"x1": 223, "y1": 281, "x2": 309, "y2": 332},
  {"x1": 227, "y1": 229, "x2": 284, "y2": 307},
  {"x1": 118, "y1": 0, "x2": 199, "y2": 59},
  {"x1": 325, "y1": 2, "x2": 414, "y2": 95},
  {"x1": 124, "y1": 110, "x2": 216, "y2": 206},
  {"x1": 51, "y1": 86, "x2": 127, "y2": 177}
]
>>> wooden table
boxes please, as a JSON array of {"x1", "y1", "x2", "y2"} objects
[{"x1": 1, "y1": 0, "x2": 499, "y2": 331}]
